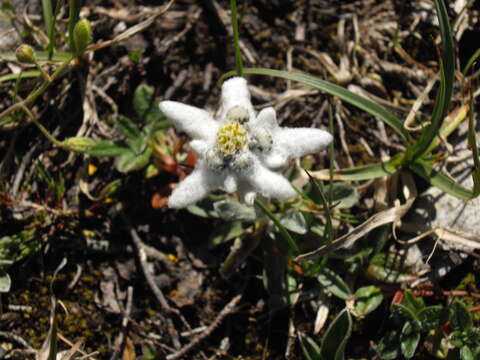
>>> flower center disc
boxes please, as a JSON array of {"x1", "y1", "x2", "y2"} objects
[{"x1": 216, "y1": 121, "x2": 248, "y2": 155}]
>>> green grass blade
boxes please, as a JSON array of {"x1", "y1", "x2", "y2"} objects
[
  {"x1": 68, "y1": 0, "x2": 82, "y2": 52},
  {"x1": 405, "y1": 0, "x2": 455, "y2": 162},
  {"x1": 242, "y1": 67, "x2": 411, "y2": 143},
  {"x1": 42, "y1": 0, "x2": 55, "y2": 58},
  {"x1": 467, "y1": 94, "x2": 480, "y2": 196},
  {"x1": 0, "y1": 51, "x2": 72, "y2": 63},
  {"x1": 255, "y1": 199, "x2": 299, "y2": 253},
  {"x1": 328, "y1": 103, "x2": 335, "y2": 202},
  {"x1": 306, "y1": 171, "x2": 334, "y2": 245},
  {"x1": 47, "y1": 0, "x2": 65, "y2": 59},
  {"x1": 229, "y1": 0, "x2": 243, "y2": 76},
  {"x1": 0, "y1": 70, "x2": 41, "y2": 83},
  {"x1": 409, "y1": 159, "x2": 476, "y2": 201},
  {"x1": 323, "y1": 153, "x2": 404, "y2": 181},
  {"x1": 462, "y1": 47, "x2": 480, "y2": 75}
]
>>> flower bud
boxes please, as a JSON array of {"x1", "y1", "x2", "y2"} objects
[
  {"x1": 73, "y1": 19, "x2": 93, "y2": 54},
  {"x1": 62, "y1": 137, "x2": 96, "y2": 152},
  {"x1": 15, "y1": 44, "x2": 36, "y2": 64}
]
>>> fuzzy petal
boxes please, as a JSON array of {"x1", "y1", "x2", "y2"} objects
[
  {"x1": 240, "y1": 160, "x2": 296, "y2": 200},
  {"x1": 250, "y1": 107, "x2": 278, "y2": 132},
  {"x1": 223, "y1": 174, "x2": 238, "y2": 193},
  {"x1": 265, "y1": 128, "x2": 333, "y2": 169},
  {"x1": 159, "y1": 101, "x2": 218, "y2": 140},
  {"x1": 276, "y1": 128, "x2": 332, "y2": 157},
  {"x1": 220, "y1": 77, "x2": 255, "y2": 121},
  {"x1": 262, "y1": 152, "x2": 289, "y2": 169},
  {"x1": 168, "y1": 162, "x2": 224, "y2": 208},
  {"x1": 189, "y1": 139, "x2": 209, "y2": 156}
]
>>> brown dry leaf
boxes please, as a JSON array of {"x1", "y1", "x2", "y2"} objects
[
  {"x1": 170, "y1": 269, "x2": 204, "y2": 308},
  {"x1": 36, "y1": 302, "x2": 57, "y2": 360},
  {"x1": 122, "y1": 337, "x2": 136, "y2": 360}
]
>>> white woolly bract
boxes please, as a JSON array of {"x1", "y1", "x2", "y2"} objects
[
  {"x1": 159, "y1": 101, "x2": 218, "y2": 140},
  {"x1": 251, "y1": 106, "x2": 333, "y2": 169},
  {"x1": 168, "y1": 162, "x2": 224, "y2": 209},
  {"x1": 220, "y1": 77, "x2": 255, "y2": 121}
]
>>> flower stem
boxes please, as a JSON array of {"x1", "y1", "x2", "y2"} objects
[
  {"x1": 229, "y1": 0, "x2": 243, "y2": 76},
  {"x1": 19, "y1": 103, "x2": 63, "y2": 147},
  {"x1": 0, "y1": 57, "x2": 72, "y2": 121}
]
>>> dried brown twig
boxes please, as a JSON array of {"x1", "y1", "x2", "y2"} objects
[
  {"x1": 121, "y1": 210, "x2": 188, "y2": 350},
  {"x1": 166, "y1": 294, "x2": 242, "y2": 360},
  {"x1": 109, "y1": 286, "x2": 133, "y2": 360}
]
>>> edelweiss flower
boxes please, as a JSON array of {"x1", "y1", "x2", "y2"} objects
[{"x1": 160, "y1": 77, "x2": 332, "y2": 209}]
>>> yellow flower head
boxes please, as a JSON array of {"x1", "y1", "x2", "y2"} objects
[{"x1": 216, "y1": 121, "x2": 248, "y2": 155}]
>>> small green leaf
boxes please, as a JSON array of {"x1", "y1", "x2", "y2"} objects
[
  {"x1": 450, "y1": 330, "x2": 465, "y2": 348},
  {"x1": 134, "y1": 84, "x2": 154, "y2": 118},
  {"x1": 128, "y1": 134, "x2": 149, "y2": 155},
  {"x1": 187, "y1": 203, "x2": 219, "y2": 218},
  {"x1": 460, "y1": 345, "x2": 474, "y2": 360},
  {"x1": 133, "y1": 84, "x2": 164, "y2": 123},
  {"x1": 88, "y1": 141, "x2": 129, "y2": 157},
  {"x1": 97, "y1": 179, "x2": 122, "y2": 199},
  {"x1": 320, "y1": 308, "x2": 352, "y2": 360},
  {"x1": 317, "y1": 267, "x2": 352, "y2": 300},
  {"x1": 402, "y1": 290, "x2": 425, "y2": 315},
  {"x1": 354, "y1": 285, "x2": 383, "y2": 317},
  {"x1": 324, "y1": 182, "x2": 358, "y2": 209},
  {"x1": 280, "y1": 210, "x2": 308, "y2": 234},
  {"x1": 418, "y1": 306, "x2": 446, "y2": 331},
  {"x1": 208, "y1": 221, "x2": 245, "y2": 247},
  {"x1": 298, "y1": 332, "x2": 322, "y2": 360},
  {"x1": 367, "y1": 253, "x2": 416, "y2": 284},
  {"x1": 128, "y1": 49, "x2": 144, "y2": 63},
  {"x1": 0, "y1": 270, "x2": 11, "y2": 292},
  {"x1": 213, "y1": 198, "x2": 256, "y2": 222},
  {"x1": 115, "y1": 115, "x2": 141, "y2": 140},
  {"x1": 393, "y1": 303, "x2": 421, "y2": 326},
  {"x1": 141, "y1": 345, "x2": 157, "y2": 360},
  {"x1": 400, "y1": 321, "x2": 421, "y2": 359},
  {"x1": 466, "y1": 329, "x2": 480, "y2": 344},
  {"x1": 114, "y1": 147, "x2": 152, "y2": 173},
  {"x1": 377, "y1": 329, "x2": 400, "y2": 360},
  {"x1": 450, "y1": 300, "x2": 473, "y2": 332}
]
